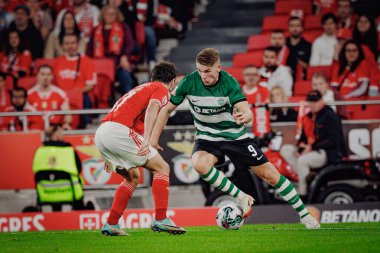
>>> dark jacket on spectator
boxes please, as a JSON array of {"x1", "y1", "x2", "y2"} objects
[
  {"x1": 8, "y1": 20, "x2": 44, "y2": 60},
  {"x1": 270, "y1": 108, "x2": 298, "y2": 122},
  {"x1": 300, "y1": 105, "x2": 346, "y2": 164}
]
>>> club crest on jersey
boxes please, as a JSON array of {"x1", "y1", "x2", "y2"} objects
[{"x1": 217, "y1": 98, "x2": 225, "y2": 106}]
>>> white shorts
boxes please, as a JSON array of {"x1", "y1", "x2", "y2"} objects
[{"x1": 94, "y1": 121, "x2": 158, "y2": 171}]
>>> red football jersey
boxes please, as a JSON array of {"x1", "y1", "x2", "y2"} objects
[
  {"x1": 0, "y1": 51, "x2": 32, "y2": 77},
  {"x1": 331, "y1": 60, "x2": 371, "y2": 98},
  {"x1": 242, "y1": 85, "x2": 271, "y2": 137},
  {"x1": 53, "y1": 54, "x2": 96, "y2": 91},
  {"x1": 28, "y1": 85, "x2": 69, "y2": 124},
  {"x1": 243, "y1": 85, "x2": 270, "y2": 104},
  {"x1": 0, "y1": 88, "x2": 11, "y2": 112},
  {"x1": 102, "y1": 82, "x2": 169, "y2": 135}
]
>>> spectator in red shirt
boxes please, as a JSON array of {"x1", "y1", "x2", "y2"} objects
[
  {"x1": 87, "y1": 5, "x2": 135, "y2": 94},
  {"x1": 0, "y1": 87, "x2": 42, "y2": 131},
  {"x1": 54, "y1": 33, "x2": 96, "y2": 94},
  {"x1": 331, "y1": 39, "x2": 372, "y2": 98},
  {"x1": 54, "y1": 33, "x2": 96, "y2": 128},
  {"x1": 270, "y1": 29, "x2": 289, "y2": 66},
  {"x1": 336, "y1": 0, "x2": 356, "y2": 30},
  {"x1": 242, "y1": 65, "x2": 269, "y2": 105},
  {"x1": 241, "y1": 65, "x2": 270, "y2": 137},
  {"x1": 28, "y1": 65, "x2": 72, "y2": 129},
  {"x1": 0, "y1": 72, "x2": 11, "y2": 111},
  {"x1": 0, "y1": 30, "x2": 32, "y2": 88}
]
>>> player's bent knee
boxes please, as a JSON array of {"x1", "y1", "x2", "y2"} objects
[
  {"x1": 192, "y1": 158, "x2": 211, "y2": 175},
  {"x1": 128, "y1": 168, "x2": 140, "y2": 185}
]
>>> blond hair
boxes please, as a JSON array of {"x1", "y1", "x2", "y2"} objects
[
  {"x1": 270, "y1": 85, "x2": 288, "y2": 103},
  {"x1": 99, "y1": 5, "x2": 124, "y2": 23},
  {"x1": 196, "y1": 48, "x2": 220, "y2": 67}
]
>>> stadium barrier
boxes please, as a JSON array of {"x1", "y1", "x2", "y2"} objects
[
  {"x1": 0, "y1": 119, "x2": 379, "y2": 189},
  {"x1": 1, "y1": 202, "x2": 379, "y2": 232}
]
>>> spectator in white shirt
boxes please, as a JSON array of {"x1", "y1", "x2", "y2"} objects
[
  {"x1": 258, "y1": 46, "x2": 293, "y2": 97},
  {"x1": 310, "y1": 13, "x2": 338, "y2": 66}
]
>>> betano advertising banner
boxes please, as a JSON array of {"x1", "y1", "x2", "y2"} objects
[
  {"x1": 1, "y1": 203, "x2": 379, "y2": 232},
  {"x1": 0, "y1": 122, "x2": 379, "y2": 189}
]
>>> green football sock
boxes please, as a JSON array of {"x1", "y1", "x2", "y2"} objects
[
  {"x1": 274, "y1": 175, "x2": 310, "y2": 218},
  {"x1": 200, "y1": 167, "x2": 243, "y2": 198}
]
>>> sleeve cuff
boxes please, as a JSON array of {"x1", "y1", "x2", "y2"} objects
[{"x1": 231, "y1": 98, "x2": 247, "y2": 106}]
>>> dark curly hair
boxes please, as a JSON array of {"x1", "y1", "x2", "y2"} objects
[
  {"x1": 151, "y1": 61, "x2": 178, "y2": 84},
  {"x1": 338, "y1": 39, "x2": 364, "y2": 76}
]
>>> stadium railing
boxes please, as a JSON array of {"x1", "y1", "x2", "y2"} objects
[{"x1": 1, "y1": 100, "x2": 380, "y2": 131}]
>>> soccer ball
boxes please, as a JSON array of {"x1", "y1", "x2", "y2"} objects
[{"x1": 216, "y1": 203, "x2": 244, "y2": 230}]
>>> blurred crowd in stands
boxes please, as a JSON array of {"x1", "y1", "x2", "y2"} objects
[
  {"x1": 0, "y1": 0, "x2": 199, "y2": 130},
  {"x1": 227, "y1": 0, "x2": 380, "y2": 124},
  {"x1": 0, "y1": 0, "x2": 379, "y2": 132}
]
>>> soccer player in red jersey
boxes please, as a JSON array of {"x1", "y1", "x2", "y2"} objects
[
  {"x1": 28, "y1": 65, "x2": 72, "y2": 128},
  {"x1": 95, "y1": 61, "x2": 185, "y2": 236}
]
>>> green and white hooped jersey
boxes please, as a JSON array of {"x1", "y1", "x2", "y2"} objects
[{"x1": 170, "y1": 70, "x2": 249, "y2": 141}]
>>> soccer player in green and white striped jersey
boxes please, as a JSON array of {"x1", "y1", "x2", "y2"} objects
[{"x1": 151, "y1": 48, "x2": 320, "y2": 229}]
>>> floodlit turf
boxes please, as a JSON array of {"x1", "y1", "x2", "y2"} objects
[{"x1": 1, "y1": 223, "x2": 380, "y2": 253}]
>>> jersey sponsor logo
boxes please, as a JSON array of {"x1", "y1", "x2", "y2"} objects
[
  {"x1": 193, "y1": 105, "x2": 229, "y2": 115},
  {"x1": 58, "y1": 69, "x2": 80, "y2": 80}
]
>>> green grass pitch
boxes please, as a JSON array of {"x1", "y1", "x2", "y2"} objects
[{"x1": 1, "y1": 223, "x2": 380, "y2": 253}]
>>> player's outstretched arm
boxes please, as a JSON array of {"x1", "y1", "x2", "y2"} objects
[
  {"x1": 233, "y1": 101, "x2": 253, "y2": 125},
  {"x1": 137, "y1": 100, "x2": 161, "y2": 156},
  {"x1": 150, "y1": 102, "x2": 178, "y2": 150}
]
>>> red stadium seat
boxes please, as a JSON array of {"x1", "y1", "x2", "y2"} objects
[
  {"x1": 223, "y1": 67, "x2": 244, "y2": 85},
  {"x1": 275, "y1": 1, "x2": 313, "y2": 16},
  {"x1": 92, "y1": 58, "x2": 115, "y2": 81},
  {"x1": 65, "y1": 89, "x2": 83, "y2": 129},
  {"x1": 347, "y1": 104, "x2": 380, "y2": 120},
  {"x1": 293, "y1": 80, "x2": 312, "y2": 96},
  {"x1": 307, "y1": 66, "x2": 333, "y2": 80},
  {"x1": 304, "y1": 15, "x2": 322, "y2": 31},
  {"x1": 92, "y1": 74, "x2": 112, "y2": 108},
  {"x1": 247, "y1": 34, "x2": 271, "y2": 52},
  {"x1": 233, "y1": 51, "x2": 263, "y2": 68},
  {"x1": 33, "y1": 58, "x2": 55, "y2": 75},
  {"x1": 18, "y1": 76, "x2": 37, "y2": 90},
  {"x1": 303, "y1": 30, "x2": 323, "y2": 43},
  {"x1": 262, "y1": 16, "x2": 289, "y2": 33},
  {"x1": 288, "y1": 96, "x2": 305, "y2": 103}
]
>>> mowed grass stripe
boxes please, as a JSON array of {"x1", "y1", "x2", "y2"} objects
[{"x1": 1, "y1": 223, "x2": 379, "y2": 253}]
